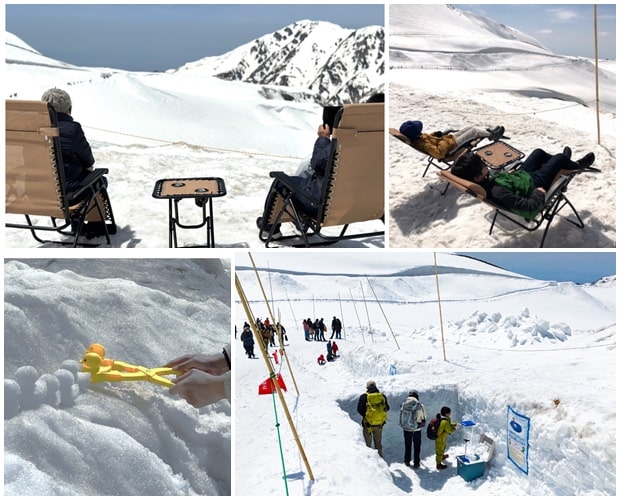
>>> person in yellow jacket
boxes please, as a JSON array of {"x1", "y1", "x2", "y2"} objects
[
  {"x1": 399, "y1": 120, "x2": 504, "y2": 159},
  {"x1": 435, "y1": 406, "x2": 459, "y2": 469}
]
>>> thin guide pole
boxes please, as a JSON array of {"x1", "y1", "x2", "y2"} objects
[
  {"x1": 434, "y1": 253, "x2": 447, "y2": 362},
  {"x1": 366, "y1": 275, "x2": 400, "y2": 350}
]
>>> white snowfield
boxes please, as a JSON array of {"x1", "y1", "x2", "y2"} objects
[
  {"x1": 4, "y1": 28, "x2": 384, "y2": 249},
  {"x1": 4, "y1": 259, "x2": 232, "y2": 495},
  {"x1": 388, "y1": 4, "x2": 616, "y2": 248},
  {"x1": 234, "y1": 252, "x2": 616, "y2": 496}
]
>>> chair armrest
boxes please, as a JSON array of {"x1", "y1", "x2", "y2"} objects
[
  {"x1": 269, "y1": 171, "x2": 322, "y2": 208},
  {"x1": 66, "y1": 168, "x2": 109, "y2": 201}
]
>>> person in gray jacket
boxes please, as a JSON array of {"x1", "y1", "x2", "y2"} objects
[{"x1": 399, "y1": 390, "x2": 427, "y2": 468}]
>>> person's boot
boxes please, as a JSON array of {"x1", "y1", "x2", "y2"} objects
[
  {"x1": 436, "y1": 463, "x2": 447, "y2": 470},
  {"x1": 562, "y1": 146, "x2": 572, "y2": 159},
  {"x1": 487, "y1": 125, "x2": 505, "y2": 142},
  {"x1": 577, "y1": 152, "x2": 595, "y2": 169}
]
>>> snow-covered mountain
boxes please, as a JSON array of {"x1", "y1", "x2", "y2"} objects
[{"x1": 173, "y1": 20, "x2": 385, "y2": 105}]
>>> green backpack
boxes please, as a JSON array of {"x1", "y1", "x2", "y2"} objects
[{"x1": 365, "y1": 392, "x2": 387, "y2": 426}]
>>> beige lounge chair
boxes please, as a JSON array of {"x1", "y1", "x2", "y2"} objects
[
  {"x1": 5, "y1": 100, "x2": 115, "y2": 247},
  {"x1": 262, "y1": 102, "x2": 384, "y2": 247}
]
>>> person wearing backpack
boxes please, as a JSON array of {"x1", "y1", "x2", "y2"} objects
[
  {"x1": 399, "y1": 390, "x2": 427, "y2": 468},
  {"x1": 435, "y1": 406, "x2": 458, "y2": 470},
  {"x1": 357, "y1": 380, "x2": 390, "y2": 457}
]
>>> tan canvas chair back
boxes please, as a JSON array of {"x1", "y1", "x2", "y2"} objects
[
  {"x1": 437, "y1": 170, "x2": 487, "y2": 200},
  {"x1": 322, "y1": 102, "x2": 384, "y2": 226},
  {"x1": 6, "y1": 100, "x2": 68, "y2": 219}
]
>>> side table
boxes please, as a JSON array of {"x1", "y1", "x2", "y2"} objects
[{"x1": 152, "y1": 177, "x2": 227, "y2": 248}]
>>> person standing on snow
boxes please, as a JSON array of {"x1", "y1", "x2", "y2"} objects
[
  {"x1": 399, "y1": 390, "x2": 427, "y2": 468},
  {"x1": 357, "y1": 380, "x2": 390, "y2": 457},
  {"x1": 435, "y1": 406, "x2": 458, "y2": 469}
]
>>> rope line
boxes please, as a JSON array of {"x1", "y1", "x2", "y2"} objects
[
  {"x1": 444, "y1": 340, "x2": 615, "y2": 353},
  {"x1": 83, "y1": 124, "x2": 304, "y2": 160}
]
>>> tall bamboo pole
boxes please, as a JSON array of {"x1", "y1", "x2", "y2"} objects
[
  {"x1": 360, "y1": 281, "x2": 374, "y2": 342},
  {"x1": 594, "y1": 5, "x2": 601, "y2": 144},
  {"x1": 433, "y1": 253, "x2": 447, "y2": 362},
  {"x1": 249, "y1": 254, "x2": 300, "y2": 396},
  {"x1": 350, "y1": 288, "x2": 365, "y2": 343},
  {"x1": 235, "y1": 273, "x2": 314, "y2": 481},
  {"x1": 366, "y1": 275, "x2": 400, "y2": 349}
]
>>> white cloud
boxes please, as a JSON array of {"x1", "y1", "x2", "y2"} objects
[
  {"x1": 538, "y1": 29, "x2": 553, "y2": 35},
  {"x1": 547, "y1": 8, "x2": 579, "y2": 22}
]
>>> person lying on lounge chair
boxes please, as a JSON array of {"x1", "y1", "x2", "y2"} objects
[
  {"x1": 451, "y1": 147, "x2": 596, "y2": 218},
  {"x1": 399, "y1": 120, "x2": 505, "y2": 159}
]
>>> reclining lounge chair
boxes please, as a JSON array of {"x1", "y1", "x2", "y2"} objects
[
  {"x1": 389, "y1": 128, "x2": 523, "y2": 177},
  {"x1": 261, "y1": 102, "x2": 385, "y2": 247},
  {"x1": 5, "y1": 100, "x2": 115, "y2": 247},
  {"x1": 437, "y1": 167, "x2": 595, "y2": 248}
]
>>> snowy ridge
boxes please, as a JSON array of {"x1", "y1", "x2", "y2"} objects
[
  {"x1": 235, "y1": 253, "x2": 616, "y2": 495},
  {"x1": 173, "y1": 20, "x2": 384, "y2": 104}
]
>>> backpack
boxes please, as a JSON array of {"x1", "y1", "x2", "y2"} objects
[
  {"x1": 399, "y1": 400, "x2": 420, "y2": 429},
  {"x1": 365, "y1": 392, "x2": 387, "y2": 426},
  {"x1": 426, "y1": 417, "x2": 441, "y2": 440}
]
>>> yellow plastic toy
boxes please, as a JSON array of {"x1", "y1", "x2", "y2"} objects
[{"x1": 80, "y1": 343, "x2": 180, "y2": 388}]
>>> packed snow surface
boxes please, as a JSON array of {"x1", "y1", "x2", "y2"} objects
[
  {"x1": 4, "y1": 259, "x2": 232, "y2": 495},
  {"x1": 234, "y1": 252, "x2": 615, "y2": 495},
  {"x1": 388, "y1": 4, "x2": 616, "y2": 248}
]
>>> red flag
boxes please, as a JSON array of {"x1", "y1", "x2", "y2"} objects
[{"x1": 258, "y1": 373, "x2": 287, "y2": 395}]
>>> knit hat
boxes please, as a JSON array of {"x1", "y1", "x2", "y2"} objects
[
  {"x1": 399, "y1": 120, "x2": 423, "y2": 142},
  {"x1": 408, "y1": 390, "x2": 419, "y2": 398},
  {"x1": 366, "y1": 380, "x2": 376, "y2": 389},
  {"x1": 41, "y1": 88, "x2": 72, "y2": 115}
]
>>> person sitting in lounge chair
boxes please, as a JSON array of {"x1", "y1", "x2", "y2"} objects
[
  {"x1": 257, "y1": 94, "x2": 384, "y2": 240},
  {"x1": 451, "y1": 147, "x2": 596, "y2": 218},
  {"x1": 399, "y1": 120, "x2": 505, "y2": 159},
  {"x1": 41, "y1": 87, "x2": 115, "y2": 238}
]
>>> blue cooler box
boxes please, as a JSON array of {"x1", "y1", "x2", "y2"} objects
[{"x1": 456, "y1": 454, "x2": 485, "y2": 481}]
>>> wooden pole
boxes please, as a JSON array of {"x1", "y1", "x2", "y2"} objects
[
  {"x1": 434, "y1": 253, "x2": 447, "y2": 362},
  {"x1": 594, "y1": 5, "x2": 601, "y2": 144},
  {"x1": 338, "y1": 292, "x2": 346, "y2": 340},
  {"x1": 248, "y1": 253, "x2": 300, "y2": 396},
  {"x1": 350, "y1": 288, "x2": 365, "y2": 343},
  {"x1": 235, "y1": 273, "x2": 315, "y2": 481},
  {"x1": 366, "y1": 275, "x2": 400, "y2": 350},
  {"x1": 360, "y1": 281, "x2": 374, "y2": 342}
]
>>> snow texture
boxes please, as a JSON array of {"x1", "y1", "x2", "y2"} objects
[
  {"x1": 388, "y1": 4, "x2": 615, "y2": 248},
  {"x1": 4, "y1": 259, "x2": 231, "y2": 496}
]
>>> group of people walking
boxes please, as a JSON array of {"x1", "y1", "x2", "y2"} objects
[{"x1": 357, "y1": 381, "x2": 459, "y2": 470}]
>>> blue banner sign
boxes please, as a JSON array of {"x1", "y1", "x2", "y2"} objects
[{"x1": 507, "y1": 406, "x2": 530, "y2": 475}]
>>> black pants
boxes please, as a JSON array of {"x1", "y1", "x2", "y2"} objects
[{"x1": 404, "y1": 430, "x2": 421, "y2": 465}]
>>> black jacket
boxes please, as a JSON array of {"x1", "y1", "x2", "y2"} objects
[{"x1": 57, "y1": 112, "x2": 95, "y2": 192}]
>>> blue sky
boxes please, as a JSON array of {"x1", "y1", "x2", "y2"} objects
[
  {"x1": 461, "y1": 4, "x2": 616, "y2": 60},
  {"x1": 5, "y1": 4, "x2": 384, "y2": 71},
  {"x1": 459, "y1": 252, "x2": 616, "y2": 283}
]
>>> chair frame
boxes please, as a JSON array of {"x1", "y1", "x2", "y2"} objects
[
  {"x1": 437, "y1": 168, "x2": 589, "y2": 247},
  {"x1": 261, "y1": 103, "x2": 384, "y2": 248},
  {"x1": 5, "y1": 100, "x2": 114, "y2": 247}
]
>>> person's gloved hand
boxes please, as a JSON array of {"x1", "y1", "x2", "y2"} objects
[{"x1": 169, "y1": 369, "x2": 226, "y2": 408}]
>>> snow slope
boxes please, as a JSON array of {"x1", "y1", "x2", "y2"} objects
[
  {"x1": 388, "y1": 4, "x2": 616, "y2": 248},
  {"x1": 234, "y1": 252, "x2": 616, "y2": 496},
  {"x1": 4, "y1": 259, "x2": 232, "y2": 495},
  {"x1": 4, "y1": 23, "x2": 385, "y2": 249}
]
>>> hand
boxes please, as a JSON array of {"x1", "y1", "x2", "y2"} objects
[
  {"x1": 536, "y1": 187, "x2": 547, "y2": 194},
  {"x1": 317, "y1": 124, "x2": 331, "y2": 138},
  {"x1": 169, "y1": 369, "x2": 226, "y2": 408},
  {"x1": 165, "y1": 353, "x2": 228, "y2": 376}
]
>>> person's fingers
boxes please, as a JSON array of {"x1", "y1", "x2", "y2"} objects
[{"x1": 165, "y1": 354, "x2": 191, "y2": 368}]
